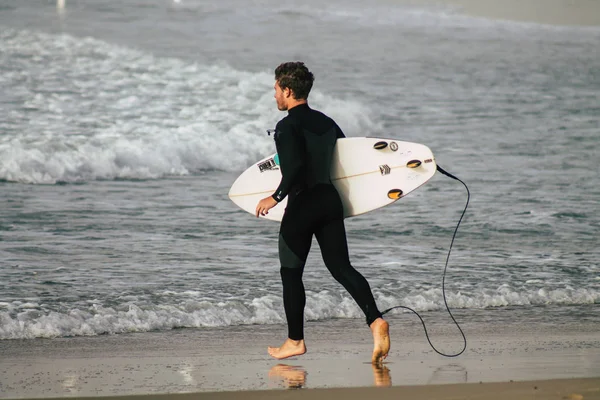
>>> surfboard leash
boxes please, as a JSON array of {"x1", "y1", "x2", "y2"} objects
[{"x1": 380, "y1": 164, "x2": 470, "y2": 357}]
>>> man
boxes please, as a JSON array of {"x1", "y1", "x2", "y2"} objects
[{"x1": 255, "y1": 62, "x2": 390, "y2": 365}]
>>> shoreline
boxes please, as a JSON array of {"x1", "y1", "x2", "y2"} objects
[
  {"x1": 391, "y1": 0, "x2": 600, "y2": 26},
  {"x1": 7, "y1": 378, "x2": 600, "y2": 400},
  {"x1": 1, "y1": 316, "x2": 599, "y2": 398}
]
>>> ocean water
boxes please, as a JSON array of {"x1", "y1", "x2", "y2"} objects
[{"x1": 0, "y1": 0, "x2": 598, "y2": 340}]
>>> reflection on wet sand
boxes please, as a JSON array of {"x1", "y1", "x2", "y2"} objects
[
  {"x1": 268, "y1": 363, "x2": 393, "y2": 389},
  {"x1": 428, "y1": 364, "x2": 468, "y2": 385},
  {"x1": 268, "y1": 364, "x2": 307, "y2": 389},
  {"x1": 372, "y1": 364, "x2": 392, "y2": 387}
]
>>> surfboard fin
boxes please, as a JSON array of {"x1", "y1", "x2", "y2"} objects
[
  {"x1": 373, "y1": 141, "x2": 388, "y2": 150},
  {"x1": 387, "y1": 189, "x2": 403, "y2": 199}
]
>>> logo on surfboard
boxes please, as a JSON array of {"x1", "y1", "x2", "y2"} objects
[
  {"x1": 258, "y1": 158, "x2": 279, "y2": 172},
  {"x1": 379, "y1": 164, "x2": 391, "y2": 175}
]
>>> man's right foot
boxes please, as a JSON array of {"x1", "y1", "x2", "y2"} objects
[
  {"x1": 370, "y1": 318, "x2": 390, "y2": 364},
  {"x1": 268, "y1": 338, "x2": 306, "y2": 360}
]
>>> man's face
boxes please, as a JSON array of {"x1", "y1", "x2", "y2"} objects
[{"x1": 274, "y1": 81, "x2": 289, "y2": 111}]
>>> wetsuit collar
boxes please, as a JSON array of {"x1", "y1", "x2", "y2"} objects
[{"x1": 287, "y1": 103, "x2": 310, "y2": 115}]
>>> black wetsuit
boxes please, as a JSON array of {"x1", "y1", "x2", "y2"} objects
[{"x1": 272, "y1": 103, "x2": 382, "y2": 341}]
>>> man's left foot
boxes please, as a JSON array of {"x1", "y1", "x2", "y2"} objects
[
  {"x1": 268, "y1": 338, "x2": 306, "y2": 359},
  {"x1": 370, "y1": 318, "x2": 390, "y2": 365}
]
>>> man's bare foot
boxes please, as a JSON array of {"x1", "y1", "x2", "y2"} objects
[
  {"x1": 370, "y1": 318, "x2": 390, "y2": 365},
  {"x1": 268, "y1": 338, "x2": 306, "y2": 360}
]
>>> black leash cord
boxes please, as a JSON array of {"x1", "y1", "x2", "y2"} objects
[{"x1": 381, "y1": 164, "x2": 470, "y2": 357}]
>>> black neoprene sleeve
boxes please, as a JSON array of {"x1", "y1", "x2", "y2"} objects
[{"x1": 272, "y1": 119, "x2": 305, "y2": 202}]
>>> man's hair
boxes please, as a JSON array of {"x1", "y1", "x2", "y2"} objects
[{"x1": 275, "y1": 62, "x2": 314, "y2": 100}]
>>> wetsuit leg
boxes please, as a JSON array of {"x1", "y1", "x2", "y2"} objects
[
  {"x1": 314, "y1": 187, "x2": 383, "y2": 326},
  {"x1": 278, "y1": 185, "x2": 382, "y2": 340},
  {"x1": 278, "y1": 195, "x2": 314, "y2": 341}
]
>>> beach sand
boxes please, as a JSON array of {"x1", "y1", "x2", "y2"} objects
[
  {"x1": 1, "y1": 310, "x2": 599, "y2": 399},
  {"x1": 394, "y1": 0, "x2": 600, "y2": 26}
]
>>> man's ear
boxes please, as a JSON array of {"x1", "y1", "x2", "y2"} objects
[{"x1": 283, "y1": 87, "x2": 293, "y2": 98}]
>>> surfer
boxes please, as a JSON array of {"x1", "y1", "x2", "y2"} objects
[{"x1": 255, "y1": 62, "x2": 390, "y2": 365}]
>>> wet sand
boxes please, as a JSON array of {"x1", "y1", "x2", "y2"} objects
[{"x1": 1, "y1": 315, "x2": 599, "y2": 399}]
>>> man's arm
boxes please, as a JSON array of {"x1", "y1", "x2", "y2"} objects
[
  {"x1": 255, "y1": 120, "x2": 305, "y2": 217},
  {"x1": 271, "y1": 120, "x2": 305, "y2": 203}
]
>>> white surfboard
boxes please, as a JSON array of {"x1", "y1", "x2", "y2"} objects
[{"x1": 228, "y1": 137, "x2": 437, "y2": 222}]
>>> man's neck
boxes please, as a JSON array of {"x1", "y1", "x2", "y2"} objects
[{"x1": 287, "y1": 99, "x2": 308, "y2": 111}]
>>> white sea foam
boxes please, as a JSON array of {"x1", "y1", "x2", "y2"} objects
[
  {"x1": 0, "y1": 29, "x2": 376, "y2": 184},
  {"x1": 0, "y1": 287, "x2": 597, "y2": 339}
]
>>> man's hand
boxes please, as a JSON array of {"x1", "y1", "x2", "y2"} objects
[{"x1": 256, "y1": 196, "x2": 278, "y2": 217}]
